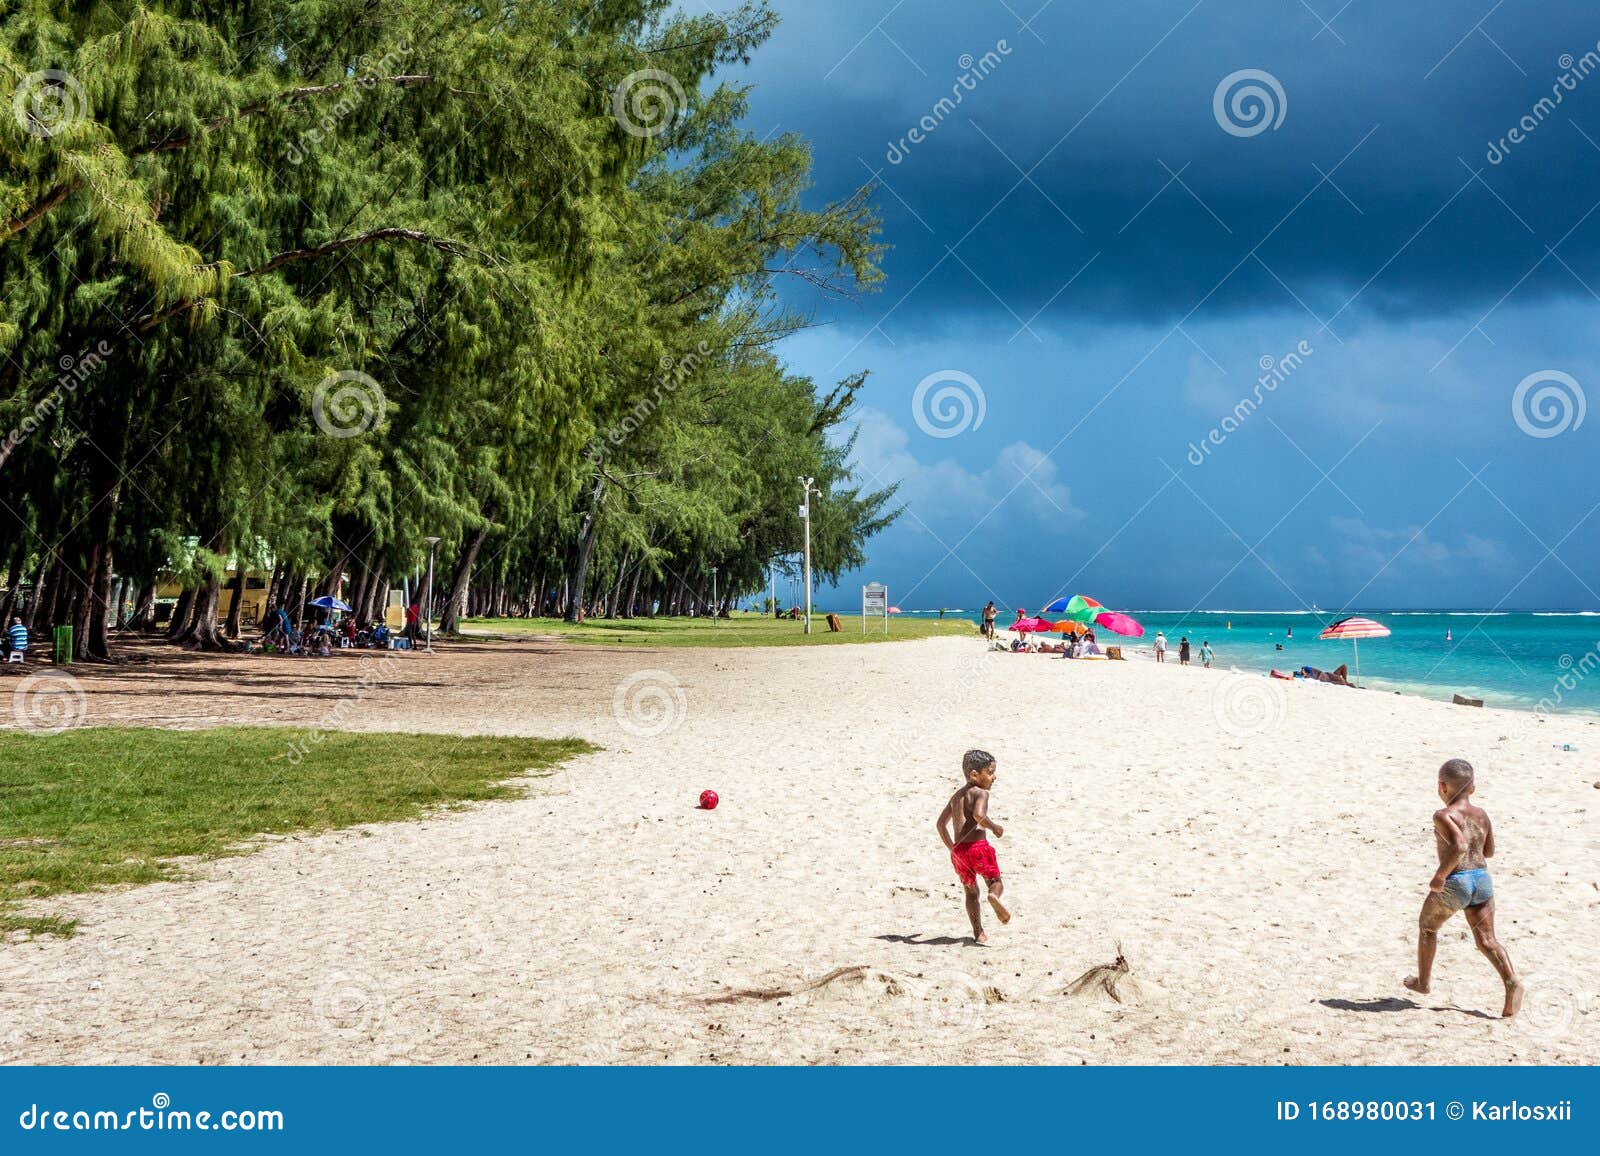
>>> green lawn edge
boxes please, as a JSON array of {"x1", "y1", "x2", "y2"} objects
[
  {"x1": 458, "y1": 612, "x2": 977, "y2": 648},
  {"x1": 0, "y1": 727, "x2": 593, "y2": 939}
]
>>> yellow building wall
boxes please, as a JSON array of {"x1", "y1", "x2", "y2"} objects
[{"x1": 154, "y1": 571, "x2": 271, "y2": 628}]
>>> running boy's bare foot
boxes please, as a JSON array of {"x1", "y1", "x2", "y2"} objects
[
  {"x1": 1403, "y1": 975, "x2": 1430, "y2": 995},
  {"x1": 974, "y1": 931, "x2": 988, "y2": 945},
  {"x1": 988, "y1": 894, "x2": 1012, "y2": 924},
  {"x1": 1503, "y1": 980, "x2": 1524, "y2": 1019}
]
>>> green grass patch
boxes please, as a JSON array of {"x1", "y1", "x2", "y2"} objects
[
  {"x1": 460, "y1": 612, "x2": 978, "y2": 648},
  {"x1": 0, "y1": 727, "x2": 592, "y2": 937}
]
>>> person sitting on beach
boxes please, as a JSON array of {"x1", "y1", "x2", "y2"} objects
[
  {"x1": 4, "y1": 615, "x2": 28, "y2": 658},
  {"x1": 1404, "y1": 758, "x2": 1523, "y2": 1018},
  {"x1": 935, "y1": 749, "x2": 1011, "y2": 944}
]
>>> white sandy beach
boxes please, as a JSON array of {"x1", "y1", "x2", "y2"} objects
[{"x1": 1, "y1": 634, "x2": 1596, "y2": 1065}]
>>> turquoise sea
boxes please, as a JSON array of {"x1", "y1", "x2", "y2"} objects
[{"x1": 887, "y1": 609, "x2": 1600, "y2": 716}]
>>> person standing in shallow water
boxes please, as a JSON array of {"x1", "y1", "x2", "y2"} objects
[{"x1": 1404, "y1": 758, "x2": 1523, "y2": 1018}]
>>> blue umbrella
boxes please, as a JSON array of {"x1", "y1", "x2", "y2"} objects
[
  {"x1": 1042, "y1": 596, "x2": 1068, "y2": 614},
  {"x1": 308, "y1": 595, "x2": 352, "y2": 612}
]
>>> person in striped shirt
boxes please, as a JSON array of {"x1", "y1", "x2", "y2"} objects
[{"x1": 4, "y1": 616, "x2": 27, "y2": 657}]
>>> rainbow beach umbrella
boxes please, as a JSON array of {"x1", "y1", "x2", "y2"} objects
[
  {"x1": 1318, "y1": 616, "x2": 1390, "y2": 686},
  {"x1": 1042, "y1": 594, "x2": 1105, "y2": 623}
]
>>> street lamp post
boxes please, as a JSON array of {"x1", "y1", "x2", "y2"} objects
[
  {"x1": 798, "y1": 476, "x2": 817, "y2": 635},
  {"x1": 424, "y1": 535, "x2": 440, "y2": 652}
]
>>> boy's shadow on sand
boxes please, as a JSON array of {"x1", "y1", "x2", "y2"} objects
[
  {"x1": 1318, "y1": 996, "x2": 1493, "y2": 1020},
  {"x1": 875, "y1": 933, "x2": 981, "y2": 948}
]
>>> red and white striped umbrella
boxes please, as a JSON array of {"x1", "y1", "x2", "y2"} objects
[
  {"x1": 1318, "y1": 616, "x2": 1389, "y2": 685},
  {"x1": 1318, "y1": 616, "x2": 1391, "y2": 640}
]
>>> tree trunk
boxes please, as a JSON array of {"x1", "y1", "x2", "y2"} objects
[
  {"x1": 85, "y1": 546, "x2": 114, "y2": 659},
  {"x1": 167, "y1": 586, "x2": 196, "y2": 640},
  {"x1": 71, "y1": 542, "x2": 103, "y2": 660},
  {"x1": 174, "y1": 574, "x2": 227, "y2": 649},
  {"x1": 127, "y1": 582, "x2": 155, "y2": 630},
  {"x1": 364, "y1": 563, "x2": 387, "y2": 623},
  {"x1": 564, "y1": 475, "x2": 606, "y2": 624},
  {"x1": 0, "y1": 540, "x2": 23, "y2": 627},
  {"x1": 623, "y1": 564, "x2": 643, "y2": 620},
  {"x1": 223, "y1": 566, "x2": 248, "y2": 638},
  {"x1": 439, "y1": 525, "x2": 490, "y2": 634},
  {"x1": 604, "y1": 549, "x2": 630, "y2": 619},
  {"x1": 351, "y1": 559, "x2": 371, "y2": 625}
]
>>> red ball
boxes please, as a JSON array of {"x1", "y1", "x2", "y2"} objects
[{"x1": 699, "y1": 790, "x2": 719, "y2": 810}]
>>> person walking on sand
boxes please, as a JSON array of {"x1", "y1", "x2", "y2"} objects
[
  {"x1": 935, "y1": 749, "x2": 1011, "y2": 944},
  {"x1": 1178, "y1": 636, "x2": 1191, "y2": 666},
  {"x1": 1154, "y1": 631, "x2": 1167, "y2": 663},
  {"x1": 1200, "y1": 639, "x2": 1214, "y2": 668},
  {"x1": 1404, "y1": 758, "x2": 1523, "y2": 1018},
  {"x1": 982, "y1": 601, "x2": 997, "y2": 640}
]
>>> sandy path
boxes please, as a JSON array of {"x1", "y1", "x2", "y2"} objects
[{"x1": 2, "y1": 636, "x2": 1596, "y2": 1064}]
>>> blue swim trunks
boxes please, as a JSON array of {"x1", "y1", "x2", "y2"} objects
[{"x1": 1440, "y1": 867, "x2": 1493, "y2": 910}]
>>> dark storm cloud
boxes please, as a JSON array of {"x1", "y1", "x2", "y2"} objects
[{"x1": 738, "y1": 1, "x2": 1600, "y2": 329}]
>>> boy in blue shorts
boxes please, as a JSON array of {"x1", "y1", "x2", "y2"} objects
[{"x1": 1404, "y1": 759, "x2": 1523, "y2": 1018}]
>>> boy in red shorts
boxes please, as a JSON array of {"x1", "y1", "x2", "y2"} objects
[{"x1": 935, "y1": 749, "x2": 1011, "y2": 943}]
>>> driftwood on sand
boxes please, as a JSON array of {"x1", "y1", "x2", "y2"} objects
[
  {"x1": 1063, "y1": 948, "x2": 1141, "y2": 1004},
  {"x1": 698, "y1": 966, "x2": 871, "y2": 1005}
]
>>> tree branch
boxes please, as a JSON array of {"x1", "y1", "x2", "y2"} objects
[
  {"x1": 130, "y1": 75, "x2": 480, "y2": 157},
  {"x1": 133, "y1": 227, "x2": 487, "y2": 331}
]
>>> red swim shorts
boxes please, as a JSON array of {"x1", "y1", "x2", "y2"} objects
[{"x1": 949, "y1": 839, "x2": 1000, "y2": 886}]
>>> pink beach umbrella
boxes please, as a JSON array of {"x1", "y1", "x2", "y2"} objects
[
  {"x1": 1093, "y1": 610, "x2": 1144, "y2": 637},
  {"x1": 888, "y1": 606, "x2": 902, "y2": 614},
  {"x1": 1011, "y1": 616, "x2": 1057, "y2": 633},
  {"x1": 1318, "y1": 615, "x2": 1389, "y2": 686}
]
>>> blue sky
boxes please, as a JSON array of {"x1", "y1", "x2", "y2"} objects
[{"x1": 729, "y1": 1, "x2": 1600, "y2": 611}]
